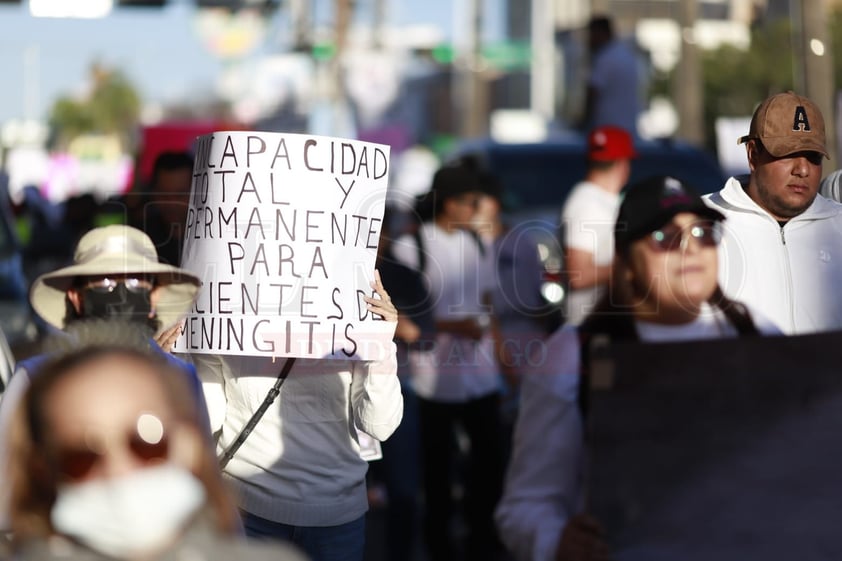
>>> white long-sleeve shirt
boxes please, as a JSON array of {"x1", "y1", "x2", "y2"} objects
[
  {"x1": 194, "y1": 344, "x2": 402, "y2": 527},
  {"x1": 494, "y1": 306, "x2": 780, "y2": 561}
]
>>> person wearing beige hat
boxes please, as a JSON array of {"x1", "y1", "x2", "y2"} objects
[
  {"x1": 704, "y1": 91, "x2": 842, "y2": 334},
  {"x1": 0, "y1": 224, "x2": 208, "y2": 532},
  {"x1": 27, "y1": 224, "x2": 200, "y2": 337}
]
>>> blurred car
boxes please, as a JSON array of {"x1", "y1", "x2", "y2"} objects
[{"x1": 448, "y1": 135, "x2": 728, "y2": 322}]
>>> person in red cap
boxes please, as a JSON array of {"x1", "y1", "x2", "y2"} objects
[
  {"x1": 704, "y1": 91, "x2": 842, "y2": 334},
  {"x1": 560, "y1": 125, "x2": 637, "y2": 325}
]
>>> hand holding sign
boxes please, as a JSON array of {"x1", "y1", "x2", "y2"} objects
[
  {"x1": 364, "y1": 269, "x2": 397, "y2": 322},
  {"x1": 555, "y1": 514, "x2": 611, "y2": 561},
  {"x1": 156, "y1": 320, "x2": 186, "y2": 353}
]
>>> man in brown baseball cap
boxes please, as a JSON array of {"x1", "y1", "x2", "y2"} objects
[{"x1": 704, "y1": 91, "x2": 842, "y2": 334}]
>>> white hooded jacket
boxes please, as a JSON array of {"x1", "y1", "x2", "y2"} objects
[{"x1": 704, "y1": 176, "x2": 842, "y2": 334}]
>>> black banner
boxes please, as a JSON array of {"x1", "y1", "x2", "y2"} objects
[{"x1": 587, "y1": 330, "x2": 842, "y2": 561}]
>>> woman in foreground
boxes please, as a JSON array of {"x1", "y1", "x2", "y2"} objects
[
  {"x1": 495, "y1": 175, "x2": 780, "y2": 561},
  {"x1": 6, "y1": 339, "x2": 308, "y2": 561}
]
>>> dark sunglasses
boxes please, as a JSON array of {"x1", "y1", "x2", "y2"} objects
[
  {"x1": 647, "y1": 221, "x2": 723, "y2": 252},
  {"x1": 51, "y1": 414, "x2": 170, "y2": 481},
  {"x1": 83, "y1": 277, "x2": 154, "y2": 295}
]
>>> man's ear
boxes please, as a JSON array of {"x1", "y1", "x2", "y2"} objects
[
  {"x1": 67, "y1": 289, "x2": 82, "y2": 314},
  {"x1": 746, "y1": 141, "x2": 760, "y2": 172}
]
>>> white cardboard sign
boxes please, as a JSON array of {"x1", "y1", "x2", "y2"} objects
[{"x1": 173, "y1": 131, "x2": 394, "y2": 360}]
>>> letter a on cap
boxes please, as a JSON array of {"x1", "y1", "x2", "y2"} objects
[{"x1": 793, "y1": 105, "x2": 811, "y2": 132}]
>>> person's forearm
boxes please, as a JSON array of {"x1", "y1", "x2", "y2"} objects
[
  {"x1": 394, "y1": 316, "x2": 421, "y2": 343},
  {"x1": 564, "y1": 246, "x2": 612, "y2": 290},
  {"x1": 436, "y1": 318, "x2": 484, "y2": 340},
  {"x1": 567, "y1": 263, "x2": 612, "y2": 290}
]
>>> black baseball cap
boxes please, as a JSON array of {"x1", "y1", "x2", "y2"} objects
[{"x1": 614, "y1": 175, "x2": 725, "y2": 251}]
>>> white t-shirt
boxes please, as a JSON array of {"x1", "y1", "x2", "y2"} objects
[
  {"x1": 560, "y1": 181, "x2": 620, "y2": 325},
  {"x1": 392, "y1": 223, "x2": 501, "y2": 402}
]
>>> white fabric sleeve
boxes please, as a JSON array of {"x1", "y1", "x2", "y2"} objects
[
  {"x1": 190, "y1": 353, "x2": 228, "y2": 435},
  {"x1": 562, "y1": 193, "x2": 606, "y2": 254},
  {"x1": 351, "y1": 341, "x2": 403, "y2": 441},
  {"x1": 390, "y1": 234, "x2": 421, "y2": 271},
  {"x1": 479, "y1": 237, "x2": 497, "y2": 295},
  {"x1": 495, "y1": 327, "x2": 585, "y2": 561}
]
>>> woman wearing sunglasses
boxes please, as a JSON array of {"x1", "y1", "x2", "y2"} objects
[
  {"x1": 494, "y1": 176, "x2": 780, "y2": 561},
  {"x1": 5, "y1": 340, "x2": 308, "y2": 561}
]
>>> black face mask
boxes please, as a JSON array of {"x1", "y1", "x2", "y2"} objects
[{"x1": 81, "y1": 283, "x2": 153, "y2": 324}]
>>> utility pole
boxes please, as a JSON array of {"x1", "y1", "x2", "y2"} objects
[
  {"x1": 309, "y1": 0, "x2": 354, "y2": 137},
  {"x1": 800, "y1": 0, "x2": 837, "y2": 169},
  {"x1": 590, "y1": 0, "x2": 609, "y2": 14},
  {"x1": 674, "y1": 0, "x2": 704, "y2": 145},
  {"x1": 531, "y1": 0, "x2": 556, "y2": 121},
  {"x1": 790, "y1": 0, "x2": 805, "y2": 94},
  {"x1": 331, "y1": 0, "x2": 352, "y2": 103},
  {"x1": 289, "y1": 0, "x2": 311, "y2": 51},
  {"x1": 459, "y1": 0, "x2": 488, "y2": 138},
  {"x1": 372, "y1": 0, "x2": 386, "y2": 50}
]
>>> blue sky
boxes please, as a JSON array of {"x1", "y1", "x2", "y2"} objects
[{"x1": 0, "y1": 0, "x2": 504, "y2": 125}]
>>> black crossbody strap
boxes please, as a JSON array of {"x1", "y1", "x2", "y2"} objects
[{"x1": 218, "y1": 357, "x2": 296, "y2": 469}]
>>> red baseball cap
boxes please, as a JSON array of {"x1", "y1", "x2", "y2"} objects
[{"x1": 587, "y1": 125, "x2": 637, "y2": 161}]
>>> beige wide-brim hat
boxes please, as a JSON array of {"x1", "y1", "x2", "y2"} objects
[{"x1": 30, "y1": 225, "x2": 200, "y2": 331}]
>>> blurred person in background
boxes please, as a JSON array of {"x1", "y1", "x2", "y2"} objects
[
  {"x1": 495, "y1": 176, "x2": 779, "y2": 561},
  {"x1": 16, "y1": 184, "x2": 69, "y2": 286},
  {"x1": 8, "y1": 224, "x2": 201, "y2": 387},
  {"x1": 60, "y1": 193, "x2": 100, "y2": 246},
  {"x1": 470, "y1": 164, "x2": 550, "y2": 426},
  {"x1": 580, "y1": 15, "x2": 641, "y2": 137},
  {"x1": 392, "y1": 162, "x2": 506, "y2": 561},
  {"x1": 819, "y1": 168, "x2": 842, "y2": 202},
  {"x1": 367, "y1": 207, "x2": 436, "y2": 561},
  {"x1": 5, "y1": 338, "x2": 308, "y2": 560},
  {"x1": 561, "y1": 126, "x2": 636, "y2": 326},
  {"x1": 0, "y1": 224, "x2": 208, "y2": 531},
  {"x1": 704, "y1": 91, "x2": 842, "y2": 334},
  {"x1": 129, "y1": 150, "x2": 195, "y2": 267}
]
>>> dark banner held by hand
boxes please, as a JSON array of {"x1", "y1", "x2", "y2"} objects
[{"x1": 587, "y1": 330, "x2": 842, "y2": 561}]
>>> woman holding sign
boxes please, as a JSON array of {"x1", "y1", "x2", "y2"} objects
[
  {"x1": 193, "y1": 270, "x2": 401, "y2": 561},
  {"x1": 494, "y1": 176, "x2": 781, "y2": 561}
]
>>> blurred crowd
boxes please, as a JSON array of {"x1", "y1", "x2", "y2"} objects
[{"x1": 1, "y1": 45, "x2": 842, "y2": 561}]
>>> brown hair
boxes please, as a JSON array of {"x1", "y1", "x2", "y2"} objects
[{"x1": 7, "y1": 344, "x2": 239, "y2": 547}]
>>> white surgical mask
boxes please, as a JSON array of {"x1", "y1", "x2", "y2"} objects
[{"x1": 51, "y1": 463, "x2": 206, "y2": 558}]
